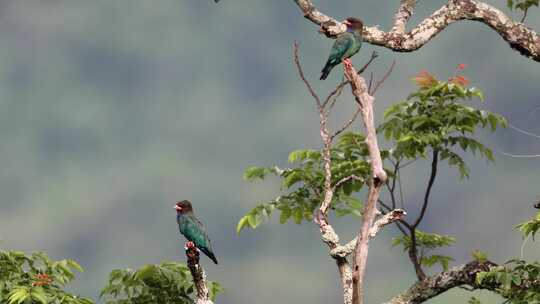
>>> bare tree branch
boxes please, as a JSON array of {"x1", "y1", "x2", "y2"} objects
[
  {"x1": 343, "y1": 63, "x2": 388, "y2": 304},
  {"x1": 330, "y1": 209, "x2": 405, "y2": 259},
  {"x1": 186, "y1": 245, "x2": 213, "y2": 304},
  {"x1": 331, "y1": 107, "x2": 362, "y2": 140},
  {"x1": 370, "y1": 60, "x2": 396, "y2": 95},
  {"x1": 500, "y1": 151, "x2": 540, "y2": 158},
  {"x1": 413, "y1": 150, "x2": 439, "y2": 228},
  {"x1": 293, "y1": 41, "x2": 321, "y2": 107},
  {"x1": 508, "y1": 122, "x2": 540, "y2": 139},
  {"x1": 391, "y1": 0, "x2": 418, "y2": 34},
  {"x1": 326, "y1": 82, "x2": 346, "y2": 114},
  {"x1": 324, "y1": 51, "x2": 379, "y2": 110},
  {"x1": 294, "y1": 42, "x2": 354, "y2": 304},
  {"x1": 294, "y1": 0, "x2": 540, "y2": 62},
  {"x1": 383, "y1": 261, "x2": 497, "y2": 304},
  {"x1": 333, "y1": 174, "x2": 364, "y2": 191},
  {"x1": 521, "y1": 8, "x2": 529, "y2": 23},
  {"x1": 405, "y1": 150, "x2": 440, "y2": 281},
  {"x1": 369, "y1": 209, "x2": 407, "y2": 238}
]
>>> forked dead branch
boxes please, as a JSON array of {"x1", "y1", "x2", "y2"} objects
[{"x1": 293, "y1": 42, "x2": 402, "y2": 304}]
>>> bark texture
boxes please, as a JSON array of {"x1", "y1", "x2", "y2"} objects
[
  {"x1": 344, "y1": 65, "x2": 388, "y2": 304},
  {"x1": 384, "y1": 261, "x2": 497, "y2": 304},
  {"x1": 294, "y1": 0, "x2": 540, "y2": 62},
  {"x1": 186, "y1": 246, "x2": 213, "y2": 304}
]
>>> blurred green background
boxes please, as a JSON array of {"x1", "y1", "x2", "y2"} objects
[{"x1": 0, "y1": 0, "x2": 538, "y2": 303}]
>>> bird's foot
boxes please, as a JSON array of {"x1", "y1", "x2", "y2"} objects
[
  {"x1": 343, "y1": 58, "x2": 353, "y2": 70},
  {"x1": 184, "y1": 242, "x2": 200, "y2": 263},
  {"x1": 184, "y1": 241, "x2": 196, "y2": 250}
]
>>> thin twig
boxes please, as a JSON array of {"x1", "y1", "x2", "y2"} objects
[
  {"x1": 331, "y1": 106, "x2": 363, "y2": 139},
  {"x1": 500, "y1": 151, "x2": 540, "y2": 158},
  {"x1": 508, "y1": 122, "x2": 540, "y2": 139},
  {"x1": 370, "y1": 60, "x2": 396, "y2": 95},
  {"x1": 387, "y1": 160, "x2": 400, "y2": 210},
  {"x1": 327, "y1": 79, "x2": 347, "y2": 113},
  {"x1": 368, "y1": 72, "x2": 374, "y2": 94},
  {"x1": 521, "y1": 8, "x2": 528, "y2": 23},
  {"x1": 293, "y1": 41, "x2": 321, "y2": 107},
  {"x1": 413, "y1": 150, "x2": 439, "y2": 228},
  {"x1": 333, "y1": 175, "x2": 364, "y2": 191},
  {"x1": 395, "y1": 221, "x2": 410, "y2": 236},
  {"x1": 378, "y1": 199, "x2": 392, "y2": 211},
  {"x1": 323, "y1": 51, "x2": 379, "y2": 109},
  {"x1": 398, "y1": 159, "x2": 417, "y2": 169},
  {"x1": 358, "y1": 51, "x2": 379, "y2": 74},
  {"x1": 407, "y1": 150, "x2": 439, "y2": 281},
  {"x1": 397, "y1": 165, "x2": 406, "y2": 210}
]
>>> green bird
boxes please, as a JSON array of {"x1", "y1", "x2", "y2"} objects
[
  {"x1": 320, "y1": 17, "x2": 364, "y2": 80},
  {"x1": 175, "y1": 200, "x2": 218, "y2": 264}
]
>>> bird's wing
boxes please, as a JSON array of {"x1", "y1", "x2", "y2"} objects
[
  {"x1": 185, "y1": 215, "x2": 213, "y2": 248},
  {"x1": 328, "y1": 32, "x2": 354, "y2": 62}
]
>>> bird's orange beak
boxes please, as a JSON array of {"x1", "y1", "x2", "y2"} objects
[{"x1": 174, "y1": 205, "x2": 182, "y2": 211}]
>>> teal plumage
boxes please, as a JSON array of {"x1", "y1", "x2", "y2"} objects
[
  {"x1": 320, "y1": 17, "x2": 363, "y2": 80},
  {"x1": 175, "y1": 200, "x2": 218, "y2": 264}
]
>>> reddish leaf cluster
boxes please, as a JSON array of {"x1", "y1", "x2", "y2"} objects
[
  {"x1": 449, "y1": 75, "x2": 470, "y2": 86},
  {"x1": 412, "y1": 64, "x2": 471, "y2": 88},
  {"x1": 449, "y1": 63, "x2": 470, "y2": 86},
  {"x1": 448, "y1": 63, "x2": 470, "y2": 87},
  {"x1": 411, "y1": 70, "x2": 438, "y2": 87},
  {"x1": 32, "y1": 273, "x2": 53, "y2": 287}
]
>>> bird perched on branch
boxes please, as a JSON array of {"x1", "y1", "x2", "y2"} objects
[
  {"x1": 175, "y1": 200, "x2": 218, "y2": 264},
  {"x1": 320, "y1": 17, "x2": 363, "y2": 80}
]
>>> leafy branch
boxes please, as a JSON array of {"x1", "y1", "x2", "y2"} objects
[
  {"x1": 0, "y1": 250, "x2": 92, "y2": 304},
  {"x1": 101, "y1": 261, "x2": 223, "y2": 304}
]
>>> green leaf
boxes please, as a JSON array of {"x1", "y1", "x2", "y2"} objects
[
  {"x1": 243, "y1": 166, "x2": 267, "y2": 181},
  {"x1": 209, "y1": 282, "x2": 224, "y2": 301},
  {"x1": 67, "y1": 260, "x2": 84, "y2": 273},
  {"x1": 288, "y1": 150, "x2": 307, "y2": 163},
  {"x1": 134, "y1": 264, "x2": 156, "y2": 280},
  {"x1": 515, "y1": 211, "x2": 540, "y2": 239},
  {"x1": 476, "y1": 271, "x2": 488, "y2": 285},
  {"x1": 468, "y1": 296, "x2": 482, "y2": 304},
  {"x1": 472, "y1": 249, "x2": 488, "y2": 263},
  {"x1": 282, "y1": 171, "x2": 303, "y2": 189},
  {"x1": 279, "y1": 207, "x2": 291, "y2": 224},
  {"x1": 247, "y1": 212, "x2": 263, "y2": 228},
  {"x1": 30, "y1": 288, "x2": 48, "y2": 304},
  {"x1": 8, "y1": 287, "x2": 29, "y2": 304},
  {"x1": 236, "y1": 216, "x2": 250, "y2": 234},
  {"x1": 344, "y1": 196, "x2": 363, "y2": 210},
  {"x1": 292, "y1": 208, "x2": 303, "y2": 224},
  {"x1": 421, "y1": 255, "x2": 454, "y2": 271}
]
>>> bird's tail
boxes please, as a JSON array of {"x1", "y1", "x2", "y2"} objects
[
  {"x1": 320, "y1": 61, "x2": 334, "y2": 80},
  {"x1": 201, "y1": 247, "x2": 218, "y2": 264}
]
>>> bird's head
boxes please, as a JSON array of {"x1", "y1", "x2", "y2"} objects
[
  {"x1": 174, "y1": 200, "x2": 193, "y2": 214},
  {"x1": 344, "y1": 17, "x2": 363, "y2": 32}
]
